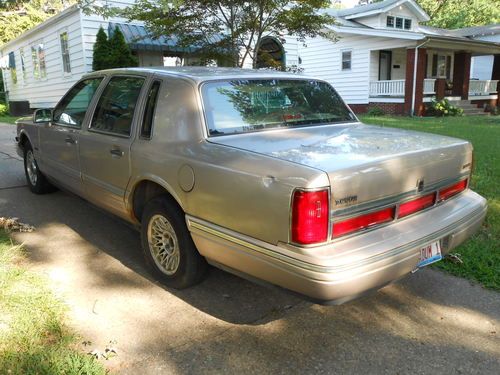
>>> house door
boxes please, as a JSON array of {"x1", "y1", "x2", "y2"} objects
[{"x1": 379, "y1": 51, "x2": 392, "y2": 80}]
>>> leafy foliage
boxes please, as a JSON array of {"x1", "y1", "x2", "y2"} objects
[
  {"x1": 417, "y1": 0, "x2": 500, "y2": 29},
  {"x1": 92, "y1": 26, "x2": 137, "y2": 71},
  {"x1": 82, "y1": 0, "x2": 336, "y2": 68},
  {"x1": 92, "y1": 26, "x2": 110, "y2": 71},
  {"x1": 0, "y1": 1, "x2": 74, "y2": 45},
  {"x1": 427, "y1": 98, "x2": 463, "y2": 117}
]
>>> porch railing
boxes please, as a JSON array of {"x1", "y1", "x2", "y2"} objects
[
  {"x1": 423, "y1": 79, "x2": 436, "y2": 94},
  {"x1": 369, "y1": 79, "x2": 405, "y2": 97},
  {"x1": 469, "y1": 80, "x2": 499, "y2": 96}
]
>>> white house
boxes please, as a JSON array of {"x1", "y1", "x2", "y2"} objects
[
  {"x1": 1, "y1": 0, "x2": 500, "y2": 116},
  {"x1": 285, "y1": 0, "x2": 500, "y2": 115}
]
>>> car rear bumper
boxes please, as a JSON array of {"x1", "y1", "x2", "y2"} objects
[{"x1": 187, "y1": 190, "x2": 487, "y2": 304}]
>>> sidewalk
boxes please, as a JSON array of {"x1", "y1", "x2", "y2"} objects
[{"x1": 0, "y1": 123, "x2": 498, "y2": 374}]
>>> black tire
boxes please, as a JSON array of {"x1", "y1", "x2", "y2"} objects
[
  {"x1": 141, "y1": 196, "x2": 207, "y2": 289},
  {"x1": 23, "y1": 143, "x2": 55, "y2": 194}
]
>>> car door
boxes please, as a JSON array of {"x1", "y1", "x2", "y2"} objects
[
  {"x1": 38, "y1": 77, "x2": 104, "y2": 196},
  {"x1": 79, "y1": 75, "x2": 146, "y2": 219}
]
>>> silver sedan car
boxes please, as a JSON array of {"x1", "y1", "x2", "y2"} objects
[{"x1": 16, "y1": 67, "x2": 487, "y2": 304}]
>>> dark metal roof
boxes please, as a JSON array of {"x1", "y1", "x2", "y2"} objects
[{"x1": 108, "y1": 22, "x2": 197, "y2": 54}]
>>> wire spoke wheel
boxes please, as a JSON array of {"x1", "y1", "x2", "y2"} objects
[
  {"x1": 26, "y1": 150, "x2": 38, "y2": 186},
  {"x1": 147, "y1": 214, "x2": 180, "y2": 275}
]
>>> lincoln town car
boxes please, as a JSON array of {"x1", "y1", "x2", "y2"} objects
[{"x1": 15, "y1": 67, "x2": 487, "y2": 303}]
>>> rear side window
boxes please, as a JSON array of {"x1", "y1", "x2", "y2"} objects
[
  {"x1": 90, "y1": 76, "x2": 145, "y2": 136},
  {"x1": 141, "y1": 80, "x2": 161, "y2": 139},
  {"x1": 53, "y1": 78, "x2": 103, "y2": 127}
]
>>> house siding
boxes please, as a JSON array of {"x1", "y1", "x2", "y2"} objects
[
  {"x1": 1, "y1": 8, "x2": 84, "y2": 109},
  {"x1": 298, "y1": 34, "x2": 411, "y2": 104}
]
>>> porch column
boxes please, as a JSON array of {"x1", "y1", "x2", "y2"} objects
[
  {"x1": 435, "y1": 78, "x2": 447, "y2": 100},
  {"x1": 452, "y1": 52, "x2": 471, "y2": 99},
  {"x1": 404, "y1": 47, "x2": 427, "y2": 116},
  {"x1": 493, "y1": 54, "x2": 500, "y2": 101}
]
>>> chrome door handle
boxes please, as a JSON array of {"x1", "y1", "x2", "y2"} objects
[
  {"x1": 110, "y1": 148, "x2": 124, "y2": 157},
  {"x1": 65, "y1": 137, "x2": 76, "y2": 144}
]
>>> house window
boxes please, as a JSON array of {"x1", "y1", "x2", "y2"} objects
[
  {"x1": 31, "y1": 43, "x2": 46, "y2": 80},
  {"x1": 387, "y1": 16, "x2": 412, "y2": 30},
  {"x1": 20, "y1": 48, "x2": 27, "y2": 81},
  {"x1": 342, "y1": 50, "x2": 352, "y2": 70},
  {"x1": 8, "y1": 52, "x2": 17, "y2": 84},
  {"x1": 60, "y1": 32, "x2": 71, "y2": 73},
  {"x1": 431, "y1": 54, "x2": 451, "y2": 78}
]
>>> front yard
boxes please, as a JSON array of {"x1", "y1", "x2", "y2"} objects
[{"x1": 360, "y1": 115, "x2": 500, "y2": 290}]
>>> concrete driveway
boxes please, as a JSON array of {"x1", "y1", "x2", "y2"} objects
[{"x1": 0, "y1": 122, "x2": 499, "y2": 374}]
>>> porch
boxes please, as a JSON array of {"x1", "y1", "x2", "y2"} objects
[
  {"x1": 367, "y1": 42, "x2": 500, "y2": 115},
  {"x1": 369, "y1": 79, "x2": 499, "y2": 98}
]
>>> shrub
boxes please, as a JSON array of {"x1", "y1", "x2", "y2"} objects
[
  {"x1": 427, "y1": 99, "x2": 463, "y2": 117},
  {"x1": 367, "y1": 106, "x2": 385, "y2": 116},
  {"x1": 0, "y1": 103, "x2": 8, "y2": 116}
]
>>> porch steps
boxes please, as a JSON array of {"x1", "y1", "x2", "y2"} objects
[{"x1": 447, "y1": 100, "x2": 489, "y2": 116}]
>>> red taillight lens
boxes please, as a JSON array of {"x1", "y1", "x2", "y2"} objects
[
  {"x1": 291, "y1": 189, "x2": 329, "y2": 244},
  {"x1": 332, "y1": 207, "x2": 395, "y2": 238},
  {"x1": 398, "y1": 193, "x2": 436, "y2": 218},
  {"x1": 439, "y1": 179, "x2": 467, "y2": 202}
]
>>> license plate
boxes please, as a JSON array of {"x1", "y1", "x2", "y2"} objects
[{"x1": 417, "y1": 241, "x2": 442, "y2": 268}]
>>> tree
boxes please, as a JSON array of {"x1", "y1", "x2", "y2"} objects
[
  {"x1": 416, "y1": 0, "x2": 500, "y2": 29},
  {"x1": 108, "y1": 26, "x2": 138, "y2": 68},
  {"x1": 0, "y1": 0, "x2": 73, "y2": 45},
  {"x1": 92, "y1": 26, "x2": 110, "y2": 71},
  {"x1": 83, "y1": 0, "x2": 336, "y2": 68},
  {"x1": 91, "y1": 26, "x2": 137, "y2": 71}
]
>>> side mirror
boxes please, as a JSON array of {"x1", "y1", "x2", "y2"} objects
[{"x1": 33, "y1": 108, "x2": 52, "y2": 123}]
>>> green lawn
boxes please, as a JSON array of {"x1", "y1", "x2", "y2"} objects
[
  {"x1": 360, "y1": 115, "x2": 500, "y2": 290},
  {"x1": 0, "y1": 230, "x2": 106, "y2": 374},
  {"x1": 0, "y1": 115, "x2": 19, "y2": 124}
]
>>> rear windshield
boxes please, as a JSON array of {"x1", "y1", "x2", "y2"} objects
[{"x1": 201, "y1": 79, "x2": 356, "y2": 136}]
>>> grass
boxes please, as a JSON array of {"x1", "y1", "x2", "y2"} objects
[
  {"x1": 0, "y1": 230, "x2": 107, "y2": 374},
  {"x1": 360, "y1": 115, "x2": 500, "y2": 290},
  {"x1": 0, "y1": 115, "x2": 19, "y2": 124}
]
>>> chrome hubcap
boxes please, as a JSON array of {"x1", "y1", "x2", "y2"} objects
[
  {"x1": 26, "y1": 150, "x2": 38, "y2": 186},
  {"x1": 147, "y1": 214, "x2": 180, "y2": 275}
]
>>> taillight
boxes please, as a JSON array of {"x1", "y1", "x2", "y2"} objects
[
  {"x1": 291, "y1": 189, "x2": 329, "y2": 244},
  {"x1": 332, "y1": 207, "x2": 395, "y2": 238},
  {"x1": 438, "y1": 179, "x2": 468, "y2": 202},
  {"x1": 398, "y1": 193, "x2": 436, "y2": 218}
]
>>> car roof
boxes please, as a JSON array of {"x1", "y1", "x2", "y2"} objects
[{"x1": 85, "y1": 66, "x2": 320, "y2": 83}]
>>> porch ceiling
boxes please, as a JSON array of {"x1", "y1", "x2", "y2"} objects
[{"x1": 423, "y1": 36, "x2": 500, "y2": 55}]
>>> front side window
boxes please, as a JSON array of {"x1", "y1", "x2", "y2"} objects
[
  {"x1": 202, "y1": 79, "x2": 356, "y2": 136},
  {"x1": 53, "y1": 78, "x2": 103, "y2": 127},
  {"x1": 386, "y1": 16, "x2": 394, "y2": 28},
  {"x1": 342, "y1": 50, "x2": 352, "y2": 70},
  {"x1": 90, "y1": 76, "x2": 145, "y2": 136},
  {"x1": 404, "y1": 19, "x2": 412, "y2": 30},
  {"x1": 395, "y1": 17, "x2": 403, "y2": 29},
  {"x1": 60, "y1": 32, "x2": 71, "y2": 73}
]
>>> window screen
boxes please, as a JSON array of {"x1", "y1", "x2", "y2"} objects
[
  {"x1": 90, "y1": 76, "x2": 145, "y2": 136},
  {"x1": 60, "y1": 32, "x2": 71, "y2": 73},
  {"x1": 386, "y1": 16, "x2": 394, "y2": 27},
  {"x1": 141, "y1": 80, "x2": 161, "y2": 139},
  {"x1": 342, "y1": 51, "x2": 352, "y2": 70}
]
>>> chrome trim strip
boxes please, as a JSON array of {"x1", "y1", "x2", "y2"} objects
[
  {"x1": 331, "y1": 172, "x2": 470, "y2": 219},
  {"x1": 187, "y1": 202, "x2": 485, "y2": 275}
]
